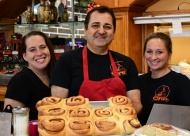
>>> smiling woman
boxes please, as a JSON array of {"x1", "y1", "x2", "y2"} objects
[
  {"x1": 3, "y1": 31, "x2": 56, "y2": 120},
  {"x1": 138, "y1": 32, "x2": 190, "y2": 126}
]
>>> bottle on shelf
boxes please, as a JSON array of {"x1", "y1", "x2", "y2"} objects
[
  {"x1": 58, "y1": 0, "x2": 64, "y2": 20},
  {"x1": 62, "y1": 5, "x2": 69, "y2": 22},
  {"x1": 49, "y1": 0, "x2": 58, "y2": 23}
]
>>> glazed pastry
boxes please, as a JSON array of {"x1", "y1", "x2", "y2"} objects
[
  {"x1": 38, "y1": 118, "x2": 66, "y2": 136},
  {"x1": 114, "y1": 105, "x2": 137, "y2": 119},
  {"x1": 94, "y1": 117, "x2": 120, "y2": 135},
  {"x1": 65, "y1": 95, "x2": 91, "y2": 110},
  {"x1": 36, "y1": 96, "x2": 64, "y2": 112},
  {"x1": 141, "y1": 123, "x2": 178, "y2": 136},
  {"x1": 108, "y1": 95, "x2": 133, "y2": 107},
  {"x1": 38, "y1": 107, "x2": 67, "y2": 121},
  {"x1": 92, "y1": 107, "x2": 115, "y2": 120},
  {"x1": 68, "y1": 107, "x2": 92, "y2": 120},
  {"x1": 121, "y1": 118, "x2": 141, "y2": 134},
  {"x1": 67, "y1": 119, "x2": 94, "y2": 136}
]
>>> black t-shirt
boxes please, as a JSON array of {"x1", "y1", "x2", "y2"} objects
[
  {"x1": 5, "y1": 67, "x2": 51, "y2": 120},
  {"x1": 50, "y1": 47, "x2": 139, "y2": 97},
  {"x1": 138, "y1": 70, "x2": 190, "y2": 125}
]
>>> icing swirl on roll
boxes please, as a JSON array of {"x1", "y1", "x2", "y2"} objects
[
  {"x1": 94, "y1": 107, "x2": 113, "y2": 117},
  {"x1": 40, "y1": 108, "x2": 65, "y2": 116},
  {"x1": 69, "y1": 108, "x2": 90, "y2": 117},
  {"x1": 66, "y1": 96, "x2": 85, "y2": 106},
  {"x1": 115, "y1": 106, "x2": 137, "y2": 117},
  {"x1": 108, "y1": 95, "x2": 132, "y2": 107},
  {"x1": 36, "y1": 97, "x2": 62, "y2": 108}
]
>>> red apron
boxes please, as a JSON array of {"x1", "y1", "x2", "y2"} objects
[{"x1": 78, "y1": 46, "x2": 126, "y2": 101}]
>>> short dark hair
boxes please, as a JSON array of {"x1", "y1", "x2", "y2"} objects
[
  {"x1": 84, "y1": 6, "x2": 116, "y2": 33},
  {"x1": 143, "y1": 32, "x2": 172, "y2": 55},
  {"x1": 21, "y1": 31, "x2": 56, "y2": 78}
]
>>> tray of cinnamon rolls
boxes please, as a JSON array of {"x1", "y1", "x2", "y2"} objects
[{"x1": 36, "y1": 95, "x2": 141, "y2": 136}]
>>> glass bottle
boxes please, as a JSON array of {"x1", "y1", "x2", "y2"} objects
[
  {"x1": 49, "y1": 0, "x2": 58, "y2": 22},
  {"x1": 62, "y1": 6, "x2": 69, "y2": 22},
  {"x1": 12, "y1": 106, "x2": 30, "y2": 136},
  {"x1": 37, "y1": 0, "x2": 45, "y2": 23}
]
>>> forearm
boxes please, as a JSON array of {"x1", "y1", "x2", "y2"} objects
[
  {"x1": 127, "y1": 89, "x2": 143, "y2": 114},
  {"x1": 51, "y1": 85, "x2": 69, "y2": 98}
]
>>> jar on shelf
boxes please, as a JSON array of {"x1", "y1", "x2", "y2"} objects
[
  {"x1": 37, "y1": 0, "x2": 45, "y2": 23},
  {"x1": 49, "y1": 0, "x2": 58, "y2": 22},
  {"x1": 26, "y1": 6, "x2": 33, "y2": 23},
  {"x1": 43, "y1": 5, "x2": 51, "y2": 23},
  {"x1": 62, "y1": 6, "x2": 69, "y2": 22}
]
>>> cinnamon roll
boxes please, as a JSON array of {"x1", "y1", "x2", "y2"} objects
[
  {"x1": 108, "y1": 95, "x2": 132, "y2": 107},
  {"x1": 92, "y1": 107, "x2": 116, "y2": 120},
  {"x1": 38, "y1": 107, "x2": 67, "y2": 121},
  {"x1": 114, "y1": 105, "x2": 137, "y2": 119},
  {"x1": 65, "y1": 95, "x2": 91, "y2": 110},
  {"x1": 36, "y1": 96, "x2": 64, "y2": 112},
  {"x1": 94, "y1": 117, "x2": 120, "y2": 135},
  {"x1": 121, "y1": 118, "x2": 141, "y2": 134},
  {"x1": 68, "y1": 107, "x2": 92, "y2": 120},
  {"x1": 38, "y1": 118, "x2": 66, "y2": 136},
  {"x1": 67, "y1": 119, "x2": 94, "y2": 136}
]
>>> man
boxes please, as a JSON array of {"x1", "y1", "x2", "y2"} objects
[{"x1": 50, "y1": 6, "x2": 142, "y2": 114}]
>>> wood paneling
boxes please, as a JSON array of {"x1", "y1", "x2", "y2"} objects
[
  {"x1": 0, "y1": 0, "x2": 40, "y2": 19},
  {"x1": 109, "y1": 7, "x2": 143, "y2": 73},
  {"x1": 0, "y1": 85, "x2": 6, "y2": 102}
]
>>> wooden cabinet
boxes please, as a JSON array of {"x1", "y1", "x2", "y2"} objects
[
  {"x1": 109, "y1": 7, "x2": 143, "y2": 73},
  {"x1": 0, "y1": 85, "x2": 6, "y2": 102}
]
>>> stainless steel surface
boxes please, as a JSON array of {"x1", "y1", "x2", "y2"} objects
[
  {"x1": 0, "y1": 112, "x2": 12, "y2": 136},
  {"x1": 147, "y1": 104, "x2": 190, "y2": 131},
  {"x1": 89, "y1": 101, "x2": 109, "y2": 108}
]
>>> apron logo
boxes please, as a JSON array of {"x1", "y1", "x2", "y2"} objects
[
  {"x1": 153, "y1": 85, "x2": 170, "y2": 102},
  {"x1": 111, "y1": 61, "x2": 127, "y2": 76}
]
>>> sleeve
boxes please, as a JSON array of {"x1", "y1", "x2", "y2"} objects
[
  {"x1": 125, "y1": 58, "x2": 140, "y2": 91},
  {"x1": 50, "y1": 52, "x2": 72, "y2": 89},
  {"x1": 5, "y1": 72, "x2": 31, "y2": 104},
  {"x1": 175, "y1": 74, "x2": 190, "y2": 105}
]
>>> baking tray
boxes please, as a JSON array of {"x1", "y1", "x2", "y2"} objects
[{"x1": 89, "y1": 101, "x2": 109, "y2": 108}]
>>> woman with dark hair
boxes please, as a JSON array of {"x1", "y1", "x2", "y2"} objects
[
  {"x1": 138, "y1": 32, "x2": 190, "y2": 125},
  {"x1": 4, "y1": 31, "x2": 56, "y2": 120},
  {"x1": 50, "y1": 6, "x2": 142, "y2": 114}
]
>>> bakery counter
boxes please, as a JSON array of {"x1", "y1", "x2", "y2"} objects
[{"x1": 0, "y1": 85, "x2": 7, "y2": 102}]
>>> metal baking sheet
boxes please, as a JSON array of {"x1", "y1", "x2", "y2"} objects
[
  {"x1": 89, "y1": 101, "x2": 109, "y2": 108},
  {"x1": 147, "y1": 104, "x2": 190, "y2": 131}
]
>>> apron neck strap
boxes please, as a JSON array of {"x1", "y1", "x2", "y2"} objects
[{"x1": 82, "y1": 46, "x2": 119, "y2": 80}]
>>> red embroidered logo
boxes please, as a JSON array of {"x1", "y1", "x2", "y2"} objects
[
  {"x1": 111, "y1": 61, "x2": 127, "y2": 76},
  {"x1": 153, "y1": 85, "x2": 170, "y2": 102}
]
